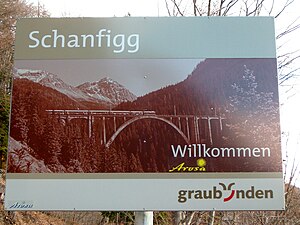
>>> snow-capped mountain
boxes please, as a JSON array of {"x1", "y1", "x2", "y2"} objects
[
  {"x1": 15, "y1": 69, "x2": 94, "y2": 102},
  {"x1": 14, "y1": 69, "x2": 137, "y2": 106},
  {"x1": 77, "y1": 77, "x2": 137, "y2": 105}
]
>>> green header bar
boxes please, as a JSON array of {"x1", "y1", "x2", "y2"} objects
[{"x1": 15, "y1": 17, "x2": 276, "y2": 59}]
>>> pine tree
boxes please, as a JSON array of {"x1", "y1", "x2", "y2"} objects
[
  {"x1": 27, "y1": 104, "x2": 44, "y2": 154},
  {"x1": 43, "y1": 118, "x2": 62, "y2": 168},
  {"x1": 229, "y1": 65, "x2": 279, "y2": 147},
  {"x1": 129, "y1": 153, "x2": 143, "y2": 172},
  {"x1": 11, "y1": 95, "x2": 29, "y2": 143},
  {"x1": 105, "y1": 146, "x2": 124, "y2": 172},
  {"x1": 227, "y1": 65, "x2": 281, "y2": 171}
]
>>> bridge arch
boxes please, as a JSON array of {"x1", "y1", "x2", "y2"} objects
[{"x1": 105, "y1": 115, "x2": 190, "y2": 148}]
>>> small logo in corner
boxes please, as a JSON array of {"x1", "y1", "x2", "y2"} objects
[{"x1": 9, "y1": 201, "x2": 33, "y2": 209}]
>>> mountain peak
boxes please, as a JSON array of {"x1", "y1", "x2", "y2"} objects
[
  {"x1": 15, "y1": 69, "x2": 52, "y2": 83},
  {"x1": 77, "y1": 77, "x2": 137, "y2": 105},
  {"x1": 14, "y1": 68, "x2": 96, "y2": 102},
  {"x1": 100, "y1": 77, "x2": 114, "y2": 83},
  {"x1": 14, "y1": 69, "x2": 137, "y2": 107}
]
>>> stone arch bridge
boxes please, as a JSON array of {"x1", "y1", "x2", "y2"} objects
[{"x1": 46, "y1": 110, "x2": 226, "y2": 147}]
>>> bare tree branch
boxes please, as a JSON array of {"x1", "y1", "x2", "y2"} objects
[
  {"x1": 276, "y1": 23, "x2": 300, "y2": 40},
  {"x1": 195, "y1": 4, "x2": 202, "y2": 16},
  {"x1": 222, "y1": 0, "x2": 239, "y2": 16},
  {"x1": 207, "y1": 0, "x2": 212, "y2": 16},
  {"x1": 279, "y1": 68, "x2": 300, "y2": 85},
  {"x1": 246, "y1": 0, "x2": 265, "y2": 16},
  {"x1": 218, "y1": 0, "x2": 223, "y2": 16},
  {"x1": 277, "y1": 50, "x2": 300, "y2": 68},
  {"x1": 243, "y1": 0, "x2": 249, "y2": 16},
  {"x1": 171, "y1": 0, "x2": 184, "y2": 16},
  {"x1": 218, "y1": 0, "x2": 226, "y2": 16},
  {"x1": 193, "y1": 0, "x2": 197, "y2": 16},
  {"x1": 278, "y1": 55, "x2": 300, "y2": 71},
  {"x1": 275, "y1": 0, "x2": 294, "y2": 18},
  {"x1": 243, "y1": 0, "x2": 265, "y2": 16},
  {"x1": 164, "y1": 0, "x2": 172, "y2": 16},
  {"x1": 268, "y1": 0, "x2": 275, "y2": 15}
]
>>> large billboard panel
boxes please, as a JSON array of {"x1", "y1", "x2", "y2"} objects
[{"x1": 5, "y1": 17, "x2": 284, "y2": 210}]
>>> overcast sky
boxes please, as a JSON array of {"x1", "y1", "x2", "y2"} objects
[{"x1": 29, "y1": 0, "x2": 168, "y2": 17}]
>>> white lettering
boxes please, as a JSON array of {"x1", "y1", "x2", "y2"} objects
[
  {"x1": 113, "y1": 34, "x2": 125, "y2": 53},
  {"x1": 96, "y1": 29, "x2": 106, "y2": 47},
  {"x1": 237, "y1": 147, "x2": 251, "y2": 157},
  {"x1": 27, "y1": 28, "x2": 140, "y2": 53},
  {"x1": 67, "y1": 35, "x2": 80, "y2": 48},
  {"x1": 53, "y1": 29, "x2": 65, "y2": 48},
  {"x1": 252, "y1": 147, "x2": 261, "y2": 157},
  {"x1": 203, "y1": 145, "x2": 211, "y2": 157},
  {"x1": 221, "y1": 147, "x2": 236, "y2": 157},
  {"x1": 171, "y1": 145, "x2": 187, "y2": 157},
  {"x1": 170, "y1": 144, "x2": 272, "y2": 159},
  {"x1": 128, "y1": 34, "x2": 139, "y2": 53},
  {"x1": 81, "y1": 34, "x2": 94, "y2": 47},
  {"x1": 261, "y1": 147, "x2": 270, "y2": 157},
  {"x1": 211, "y1": 148, "x2": 220, "y2": 157},
  {"x1": 41, "y1": 34, "x2": 51, "y2": 48},
  {"x1": 28, "y1": 31, "x2": 40, "y2": 48}
]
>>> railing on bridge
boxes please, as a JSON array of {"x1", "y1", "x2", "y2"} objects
[
  {"x1": 46, "y1": 110, "x2": 226, "y2": 146},
  {"x1": 46, "y1": 109, "x2": 156, "y2": 117}
]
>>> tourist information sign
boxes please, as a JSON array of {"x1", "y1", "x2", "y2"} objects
[{"x1": 5, "y1": 17, "x2": 284, "y2": 211}]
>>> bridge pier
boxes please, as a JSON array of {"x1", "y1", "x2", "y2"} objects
[
  {"x1": 219, "y1": 116, "x2": 223, "y2": 131},
  {"x1": 102, "y1": 117, "x2": 106, "y2": 144},
  {"x1": 207, "y1": 118, "x2": 213, "y2": 145},
  {"x1": 186, "y1": 117, "x2": 190, "y2": 141},
  {"x1": 88, "y1": 114, "x2": 93, "y2": 138},
  {"x1": 194, "y1": 117, "x2": 199, "y2": 143},
  {"x1": 113, "y1": 117, "x2": 117, "y2": 132}
]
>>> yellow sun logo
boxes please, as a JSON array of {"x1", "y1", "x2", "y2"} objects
[{"x1": 197, "y1": 158, "x2": 206, "y2": 167}]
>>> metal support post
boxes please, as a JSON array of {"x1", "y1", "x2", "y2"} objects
[{"x1": 135, "y1": 211, "x2": 153, "y2": 225}]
